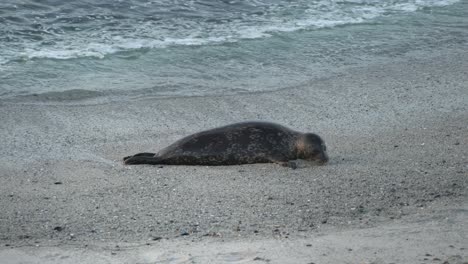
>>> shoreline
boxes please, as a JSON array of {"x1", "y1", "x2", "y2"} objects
[
  {"x1": 0, "y1": 48, "x2": 467, "y2": 263},
  {"x1": 1, "y1": 46, "x2": 466, "y2": 105}
]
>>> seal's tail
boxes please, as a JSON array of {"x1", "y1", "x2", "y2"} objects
[{"x1": 123, "y1": 152, "x2": 159, "y2": 165}]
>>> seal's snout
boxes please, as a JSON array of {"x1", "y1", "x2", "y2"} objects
[
  {"x1": 318, "y1": 152, "x2": 329, "y2": 165},
  {"x1": 315, "y1": 146, "x2": 329, "y2": 165},
  {"x1": 298, "y1": 133, "x2": 329, "y2": 165}
]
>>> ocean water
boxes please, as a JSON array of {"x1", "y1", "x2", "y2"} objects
[{"x1": 0, "y1": 0, "x2": 467, "y2": 101}]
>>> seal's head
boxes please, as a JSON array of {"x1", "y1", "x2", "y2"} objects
[{"x1": 296, "y1": 133, "x2": 329, "y2": 165}]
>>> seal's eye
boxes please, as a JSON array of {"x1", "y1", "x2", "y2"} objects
[{"x1": 322, "y1": 145, "x2": 327, "y2": 151}]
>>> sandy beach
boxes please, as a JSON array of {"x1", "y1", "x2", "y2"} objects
[{"x1": 0, "y1": 48, "x2": 467, "y2": 263}]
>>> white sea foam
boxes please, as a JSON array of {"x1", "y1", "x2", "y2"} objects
[
  {"x1": 1, "y1": 0, "x2": 462, "y2": 63},
  {"x1": 19, "y1": 37, "x2": 231, "y2": 61},
  {"x1": 0, "y1": 57, "x2": 8, "y2": 66}
]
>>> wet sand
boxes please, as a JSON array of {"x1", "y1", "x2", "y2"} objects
[{"x1": 0, "y1": 49, "x2": 467, "y2": 263}]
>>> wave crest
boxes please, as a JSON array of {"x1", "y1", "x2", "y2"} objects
[{"x1": 0, "y1": 0, "x2": 461, "y2": 63}]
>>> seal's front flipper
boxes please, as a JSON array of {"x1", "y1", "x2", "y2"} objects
[
  {"x1": 124, "y1": 156, "x2": 161, "y2": 165},
  {"x1": 283, "y1": 161, "x2": 298, "y2": 169},
  {"x1": 273, "y1": 161, "x2": 297, "y2": 169},
  {"x1": 270, "y1": 157, "x2": 298, "y2": 169}
]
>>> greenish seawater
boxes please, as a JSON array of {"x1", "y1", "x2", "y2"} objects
[{"x1": 0, "y1": 0, "x2": 467, "y2": 100}]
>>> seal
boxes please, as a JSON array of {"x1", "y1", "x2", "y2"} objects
[{"x1": 123, "y1": 121, "x2": 328, "y2": 169}]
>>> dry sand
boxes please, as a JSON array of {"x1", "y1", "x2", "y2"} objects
[{"x1": 0, "y1": 49, "x2": 467, "y2": 263}]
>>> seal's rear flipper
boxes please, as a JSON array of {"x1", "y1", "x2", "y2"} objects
[
  {"x1": 132, "y1": 152, "x2": 156, "y2": 157},
  {"x1": 124, "y1": 156, "x2": 162, "y2": 165},
  {"x1": 123, "y1": 152, "x2": 156, "y2": 161}
]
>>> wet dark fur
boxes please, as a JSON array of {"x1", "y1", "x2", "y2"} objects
[{"x1": 123, "y1": 122, "x2": 328, "y2": 168}]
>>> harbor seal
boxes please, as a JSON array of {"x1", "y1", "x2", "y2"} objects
[{"x1": 123, "y1": 121, "x2": 328, "y2": 169}]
